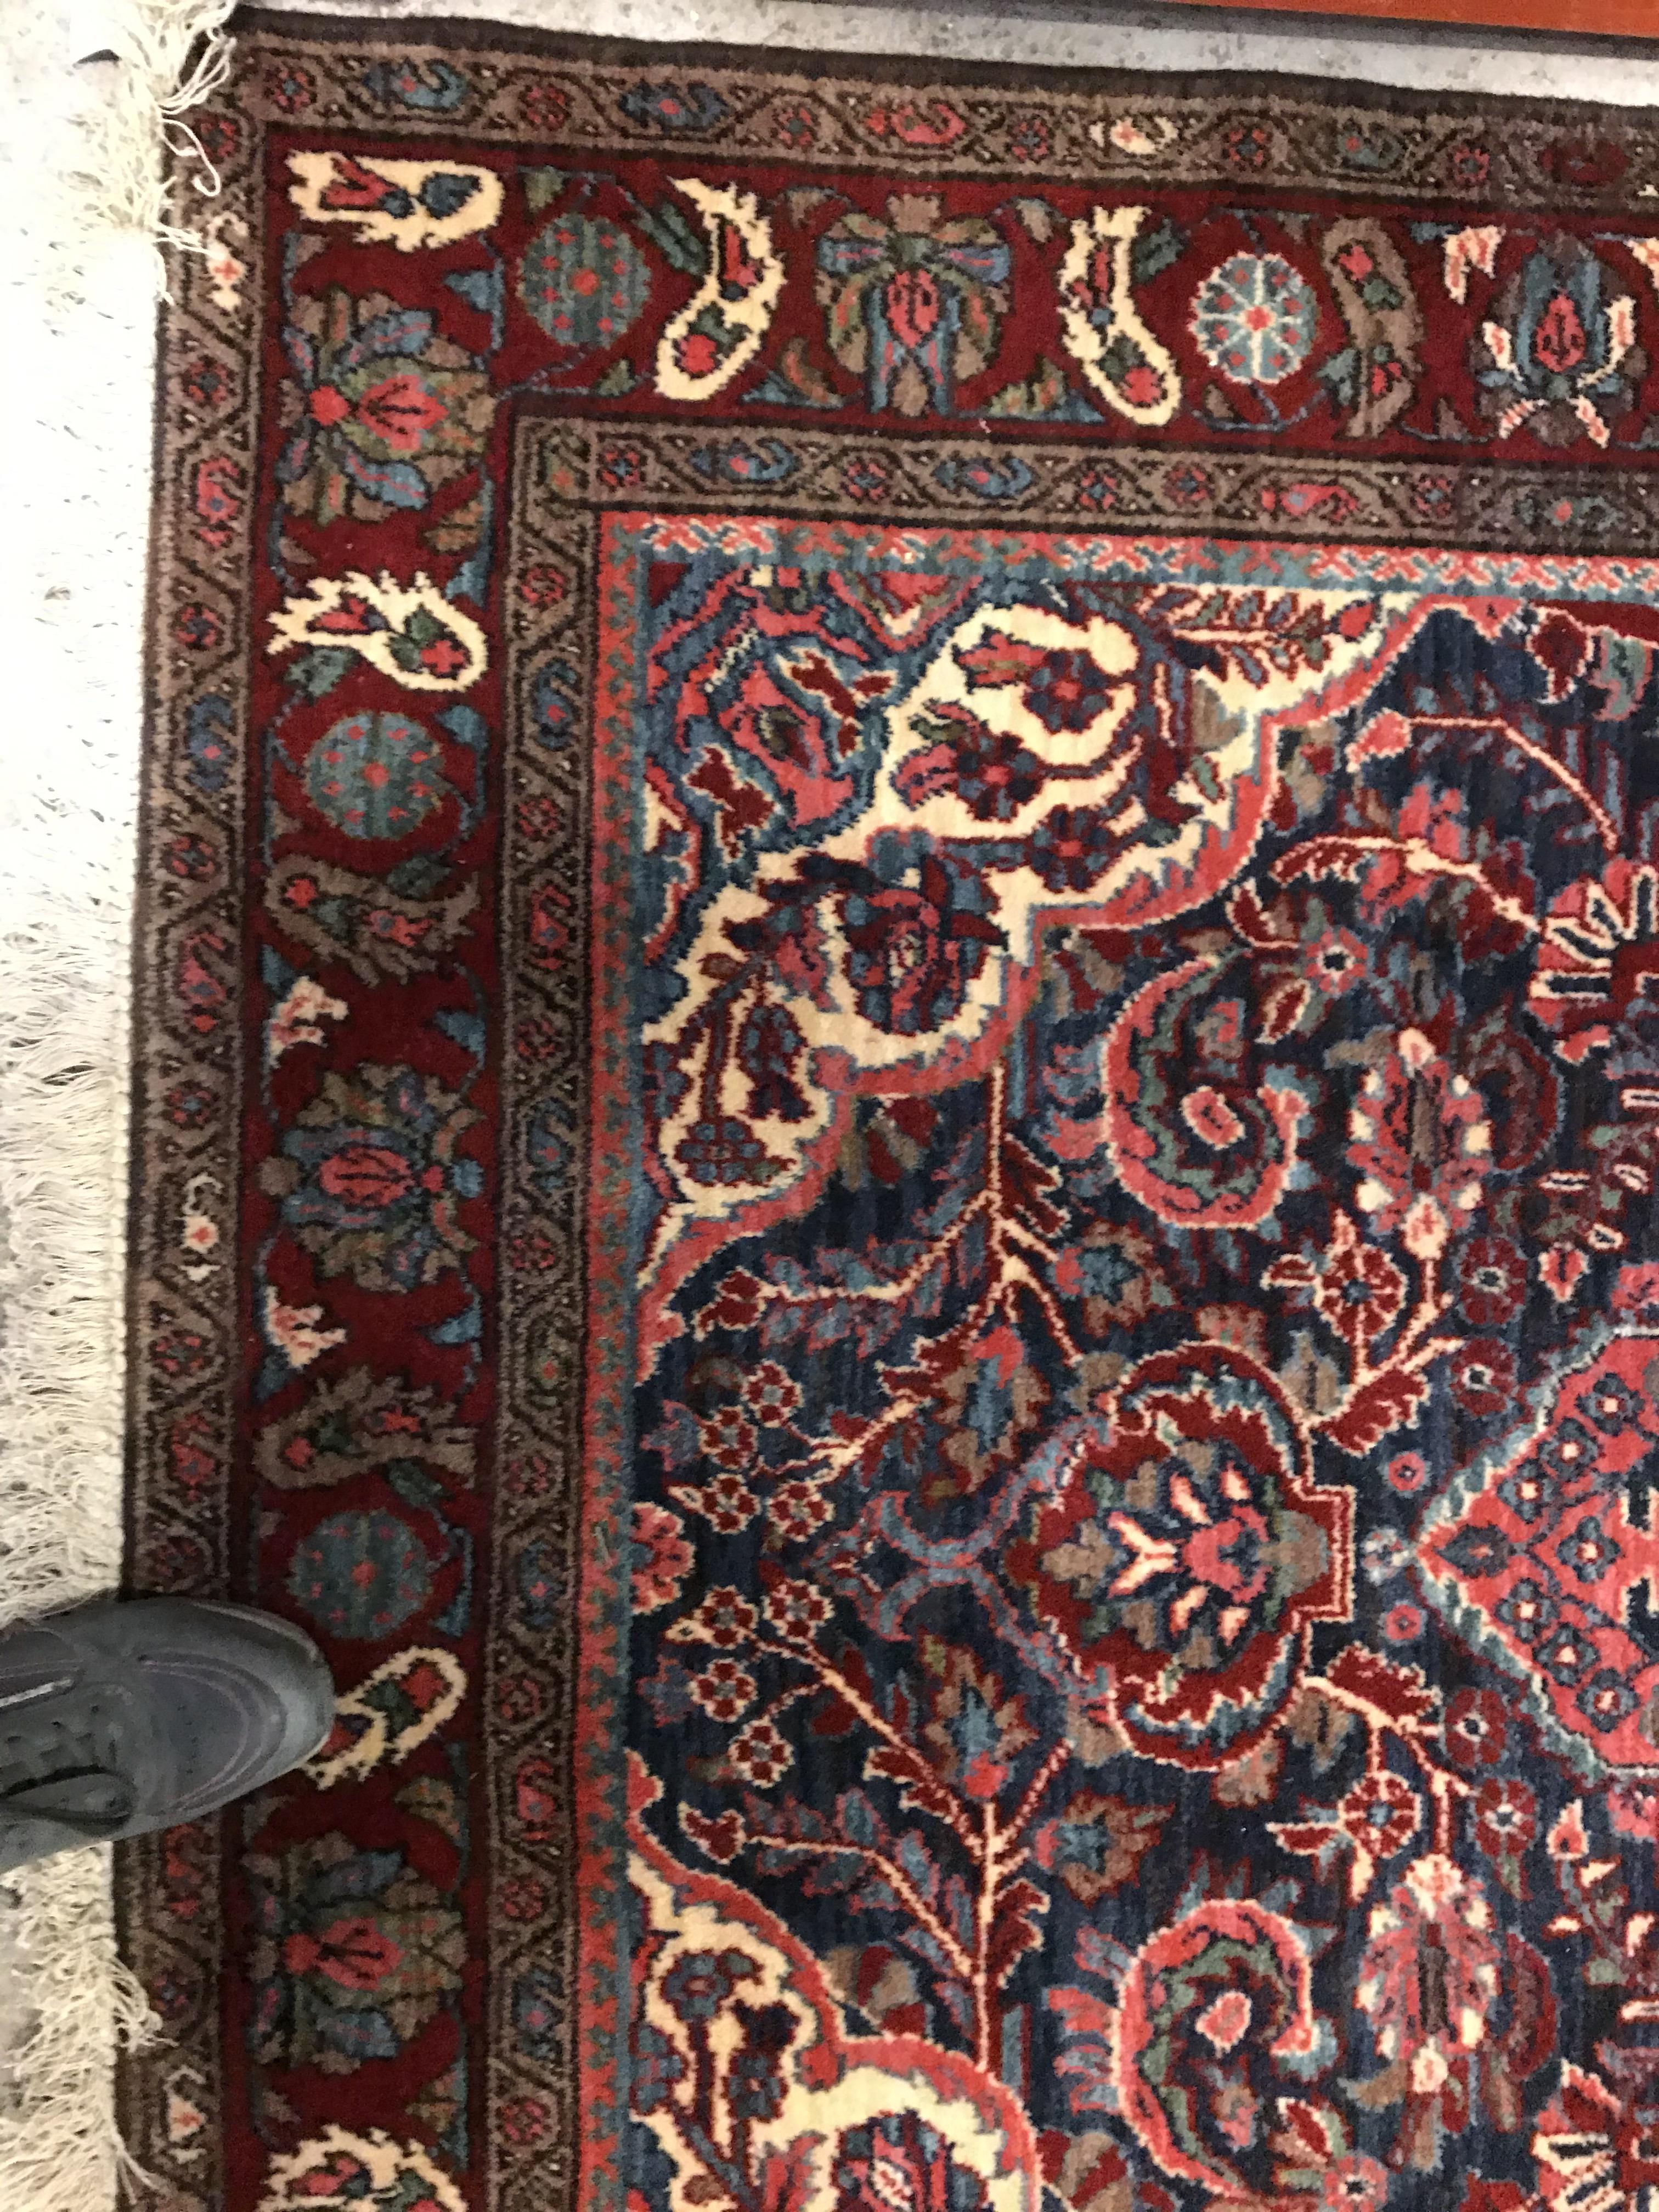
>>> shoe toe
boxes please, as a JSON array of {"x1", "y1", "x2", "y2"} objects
[
  {"x1": 109, "y1": 1601, "x2": 336, "y2": 1820},
  {"x1": 0, "y1": 1600, "x2": 338, "y2": 1863}
]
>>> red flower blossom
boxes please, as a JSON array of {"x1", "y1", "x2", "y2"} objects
[
  {"x1": 1609, "y1": 1782, "x2": 1659, "y2": 1844},
  {"x1": 1387, "y1": 1452, "x2": 1429, "y2": 1495},
  {"x1": 772, "y1": 101, "x2": 817, "y2": 149},
  {"x1": 1314, "y1": 1212, "x2": 1407, "y2": 1352},
  {"x1": 263, "y1": 63, "x2": 315, "y2": 113},
  {"x1": 520, "y1": 81, "x2": 570, "y2": 131},
  {"x1": 690, "y1": 1657, "x2": 757, "y2": 1723},
  {"x1": 1448, "y1": 142, "x2": 1492, "y2": 187},
  {"x1": 1223, "y1": 122, "x2": 1271, "y2": 169},
  {"x1": 500, "y1": 1877, "x2": 549, "y2": 1922},
  {"x1": 1474, "y1": 1778, "x2": 1537, "y2": 1858},
  {"x1": 770, "y1": 1480, "x2": 831, "y2": 1542},
  {"x1": 698, "y1": 1406, "x2": 757, "y2": 1470},
  {"x1": 676, "y1": 1471, "x2": 758, "y2": 1533},
  {"x1": 764, "y1": 1578, "x2": 833, "y2": 1637},
  {"x1": 631, "y1": 1501, "x2": 693, "y2": 1612},
  {"x1": 729, "y1": 1719, "x2": 792, "y2": 1786},
  {"x1": 1448, "y1": 1340, "x2": 1518, "y2": 1418},
  {"x1": 742, "y1": 1361, "x2": 802, "y2": 1426},
  {"x1": 1075, "y1": 466, "x2": 1118, "y2": 512},
  {"x1": 1163, "y1": 461, "x2": 1214, "y2": 509},
  {"x1": 500, "y1": 2097, "x2": 550, "y2": 2146},
  {"x1": 1336, "y1": 241, "x2": 1377, "y2": 283},
  {"x1": 519, "y1": 562, "x2": 567, "y2": 608},
  {"x1": 1338, "y1": 1770, "x2": 1421, "y2": 1860},
  {"x1": 1445, "y1": 1688, "x2": 1506, "y2": 1768},
  {"x1": 1322, "y1": 2157, "x2": 1390, "y2": 2211},
  {"x1": 174, "y1": 601, "x2": 223, "y2": 652},
  {"x1": 1458, "y1": 1235, "x2": 1527, "y2": 1327},
  {"x1": 675, "y1": 331, "x2": 723, "y2": 379},
  {"x1": 668, "y1": 1587, "x2": 759, "y2": 1650}
]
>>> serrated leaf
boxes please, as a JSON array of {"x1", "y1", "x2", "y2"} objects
[
  {"x1": 837, "y1": 1787, "x2": 879, "y2": 1847},
  {"x1": 284, "y1": 645, "x2": 356, "y2": 698},
  {"x1": 1342, "y1": 2058, "x2": 1408, "y2": 2111},
  {"x1": 443, "y1": 266, "x2": 503, "y2": 321},
  {"x1": 1325, "y1": 1362, "x2": 1429, "y2": 1455},
  {"x1": 635, "y1": 198, "x2": 706, "y2": 276},
  {"x1": 1269, "y1": 1819, "x2": 1345, "y2": 1859},
  {"x1": 1325, "y1": 1644, "x2": 1438, "y2": 1729},
  {"x1": 988, "y1": 1877, "x2": 1048, "y2": 1988},
  {"x1": 522, "y1": 166, "x2": 566, "y2": 212},
  {"x1": 848, "y1": 1876, "x2": 902, "y2": 1918},
  {"x1": 1048, "y1": 1984, "x2": 1115, "y2": 2038},
  {"x1": 1213, "y1": 1733, "x2": 1283, "y2": 1806},
  {"x1": 1261, "y1": 977, "x2": 1312, "y2": 1042},
  {"x1": 1273, "y1": 2099, "x2": 1346, "y2": 2163},
  {"x1": 385, "y1": 854, "x2": 452, "y2": 900},
  {"x1": 777, "y1": 188, "x2": 834, "y2": 227},
  {"x1": 1317, "y1": 345, "x2": 1359, "y2": 404},
  {"x1": 1130, "y1": 216, "x2": 1184, "y2": 286},
  {"x1": 386, "y1": 1459, "x2": 446, "y2": 1509},
  {"x1": 396, "y1": 1773, "x2": 462, "y2": 1844}
]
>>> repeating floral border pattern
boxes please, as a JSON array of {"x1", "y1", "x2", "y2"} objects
[
  {"x1": 191, "y1": 10, "x2": 1659, "y2": 204},
  {"x1": 122, "y1": 17, "x2": 1659, "y2": 2212},
  {"x1": 524, "y1": 420, "x2": 1659, "y2": 553}
]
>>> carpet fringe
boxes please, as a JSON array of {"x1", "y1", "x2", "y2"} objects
[
  {"x1": 0, "y1": 746, "x2": 162, "y2": 2200},
  {"x1": 1, "y1": 499, "x2": 152, "y2": 1624},
  {"x1": 70, "y1": 0, "x2": 238, "y2": 285},
  {"x1": 3, "y1": 9, "x2": 241, "y2": 2193},
  {"x1": 0, "y1": 1857, "x2": 160, "y2": 2211},
  {"x1": 0, "y1": 0, "x2": 227, "y2": 2159}
]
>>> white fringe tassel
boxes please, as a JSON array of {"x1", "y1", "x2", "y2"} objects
[
  {"x1": 70, "y1": 0, "x2": 238, "y2": 289},
  {"x1": 0, "y1": 1865, "x2": 159, "y2": 2209},
  {"x1": 0, "y1": 719, "x2": 163, "y2": 2206},
  {"x1": 0, "y1": 3, "x2": 245, "y2": 2201},
  {"x1": 0, "y1": 761, "x2": 164, "y2": 2204}
]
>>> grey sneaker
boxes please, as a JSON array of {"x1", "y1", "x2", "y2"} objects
[{"x1": 0, "y1": 1598, "x2": 335, "y2": 1872}]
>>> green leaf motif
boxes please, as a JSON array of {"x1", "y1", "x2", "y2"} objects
[
  {"x1": 1130, "y1": 217, "x2": 1186, "y2": 288},
  {"x1": 635, "y1": 198, "x2": 706, "y2": 276},
  {"x1": 522, "y1": 166, "x2": 566, "y2": 213},
  {"x1": 285, "y1": 646, "x2": 357, "y2": 699}
]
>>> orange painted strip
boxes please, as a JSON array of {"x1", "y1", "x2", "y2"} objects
[{"x1": 1169, "y1": 0, "x2": 1659, "y2": 36}]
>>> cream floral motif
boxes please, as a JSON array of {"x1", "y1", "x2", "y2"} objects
[
  {"x1": 257, "y1": 2128, "x2": 465, "y2": 2212},
  {"x1": 267, "y1": 572, "x2": 488, "y2": 693},
  {"x1": 654, "y1": 179, "x2": 786, "y2": 402},
  {"x1": 287, "y1": 151, "x2": 505, "y2": 251},
  {"x1": 1057, "y1": 206, "x2": 1183, "y2": 425}
]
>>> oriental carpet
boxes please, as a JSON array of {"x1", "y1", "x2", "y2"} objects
[{"x1": 124, "y1": 19, "x2": 1659, "y2": 2212}]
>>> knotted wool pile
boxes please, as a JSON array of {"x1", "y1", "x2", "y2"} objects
[{"x1": 125, "y1": 17, "x2": 1659, "y2": 2212}]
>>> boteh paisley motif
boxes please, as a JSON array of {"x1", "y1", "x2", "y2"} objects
[{"x1": 126, "y1": 22, "x2": 1659, "y2": 2212}]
